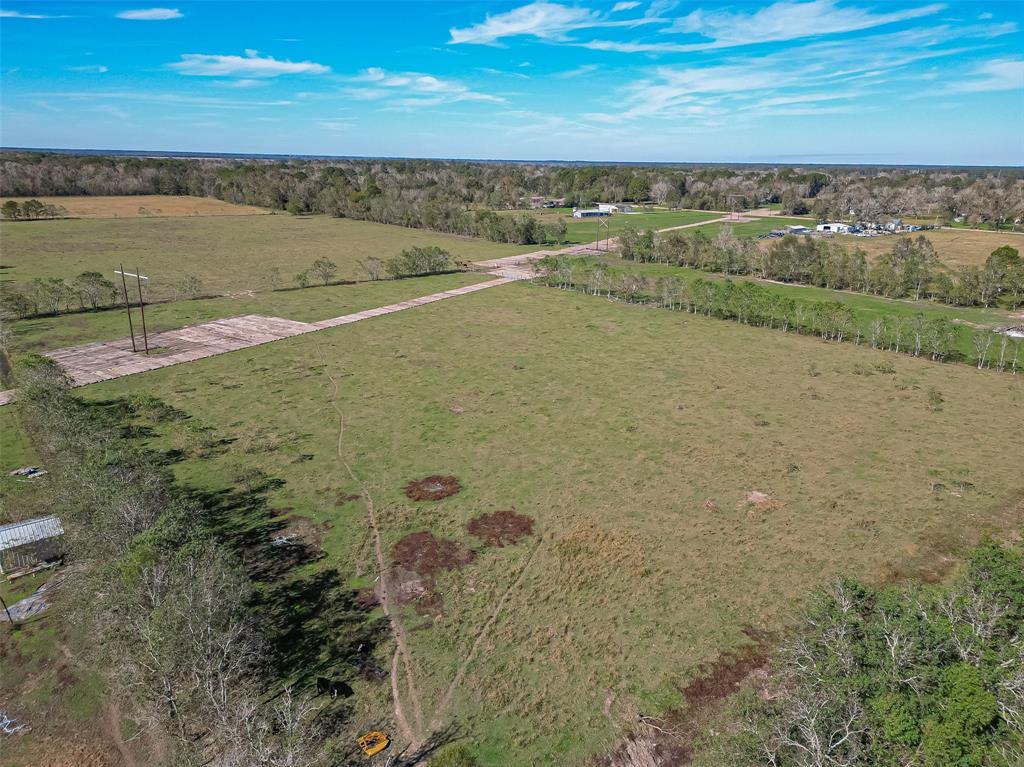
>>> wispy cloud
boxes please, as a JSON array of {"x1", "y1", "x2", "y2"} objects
[
  {"x1": 554, "y1": 64, "x2": 599, "y2": 78},
  {"x1": 116, "y1": 8, "x2": 183, "y2": 21},
  {"x1": 479, "y1": 67, "x2": 531, "y2": 79},
  {"x1": 343, "y1": 67, "x2": 505, "y2": 107},
  {"x1": 949, "y1": 58, "x2": 1024, "y2": 92},
  {"x1": 664, "y1": 0, "x2": 947, "y2": 49},
  {"x1": 448, "y1": 1, "x2": 661, "y2": 45},
  {"x1": 612, "y1": 1, "x2": 641, "y2": 11},
  {"x1": 45, "y1": 90, "x2": 294, "y2": 109},
  {"x1": 67, "y1": 65, "x2": 109, "y2": 74},
  {"x1": 0, "y1": 9, "x2": 69, "y2": 19},
  {"x1": 168, "y1": 50, "x2": 329, "y2": 77}
]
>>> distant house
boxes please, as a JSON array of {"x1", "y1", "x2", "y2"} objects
[
  {"x1": 595, "y1": 203, "x2": 636, "y2": 214},
  {"x1": 0, "y1": 515, "x2": 64, "y2": 575},
  {"x1": 572, "y1": 208, "x2": 610, "y2": 218},
  {"x1": 786, "y1": 225, "x2": 812, "y2": 235},
  {"x1": 816, "y1": 222, "x2": 852, "y2": 234}
]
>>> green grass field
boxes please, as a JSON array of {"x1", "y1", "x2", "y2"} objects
[
  {"x1": 511, "y1": 208, "x2": 723, "y2": 244},
  {"x1": 0, "y1": 215, "x2": 535, "y2": 301},
  {"x1": 572, "y1": 256, "x2": 1015, "y2": 362},
  {"x1": 687, "y1": 216, "x2": 816, "y2": 239},
  {"x1": 40, "y1": 280, "x2": 1022, "y2": 765},
  {"x1": 5, "y1": 272, "x2": 492, "y2": 354}
]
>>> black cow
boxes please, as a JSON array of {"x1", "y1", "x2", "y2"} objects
[{"x1": 316, "y1": 677, "x2": 353, "y2": 699}]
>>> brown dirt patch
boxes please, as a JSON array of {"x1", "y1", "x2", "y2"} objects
[
  {"x1": 391, "y1": 567, "x2": 444, "y2": 617},
  {"x1": 739, "y1": 490, "x2": 785, "y2": 516},
  {"x1": 467, "y1": 510, "x2": 534, "y2": 547},
  {"x1": 591, "y1": 627, "x2": 772, "y2": 767},
  {"x1": 405, "y1": 475, "x2": 462, "y2": 501},
  {"x1": 274, "y1": 513, "x2": 333, "y2": 551},
  {"x1": 392, "y1": 531, "x2": 475, "y2": 576}
]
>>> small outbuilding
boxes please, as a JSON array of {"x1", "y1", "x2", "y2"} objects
[
  {"x1": 0, "y1": 515, "x2": 64, "y2": 575},
  {"x1": 816, "y1": 222, "x2": 852, "y2": 234},
  {"x1": 786, "y1": 225, "x2": 812, "y2": 235},
  {"x1": 572, "y1": 208, "x2": 610, "y2": 218}
]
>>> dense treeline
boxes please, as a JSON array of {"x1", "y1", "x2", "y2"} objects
[
  {"x1": 620, "y1": 229, "x2": 1024, "y2": 308},
  {"x1": 537, "y1": 256, "x2": 1022, "y2": 372},
  {"x1": 2, "y1": 152, "x2": 1021, "y2": 231},
  {"x1": 13, "y1": 358, "x2": 374, "y2": 766},
  {"x1": 714, "y1": 540, "x2": 1024, "y2": 766}
]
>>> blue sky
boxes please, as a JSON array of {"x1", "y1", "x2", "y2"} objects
[{"x1": 1, "y1": 0, "x2": 1022, "y2": 164}]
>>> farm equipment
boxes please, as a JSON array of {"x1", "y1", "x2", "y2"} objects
[{"x1": 357, "y1": 731, "x2": 389, "y2": 757}]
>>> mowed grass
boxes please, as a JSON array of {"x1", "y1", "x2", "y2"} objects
[
  {"x1": 685, "y1": 215, "x2": 817, "y2": 239},
  {"x1": 832, "y1": 227, "x2": 1024, "y2": 268},
  {"x1": 512, "y1": 208, "x2": 723, "y2": 244},
  {"x1": 0, "y1": 194, "x2": 269, "y2": 218},
  {"x1": 71, "y1": 282, "x2": 1024, "y2": 765},
  {"x1": 6, "y1": 272, "x2": 493, "y2": 353},
  {"x1": 0, "y1": 214, "x2": 535, "y2": 300}
]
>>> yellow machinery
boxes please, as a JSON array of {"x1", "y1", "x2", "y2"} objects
[{"x1": 357, "y1": 731, "x2": 390, "y2": 757}]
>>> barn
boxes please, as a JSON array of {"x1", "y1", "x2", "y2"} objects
[{"x1": 0, "y1": 515, "x2": 65, "y2": 575}]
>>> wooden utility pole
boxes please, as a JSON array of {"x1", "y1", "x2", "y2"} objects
[
  {"x1": 118, "y1": 263, "x2": 137, "y2": 353},
  {"x1": 135, "y1": 267, "x2": 149, "y2": 355}
]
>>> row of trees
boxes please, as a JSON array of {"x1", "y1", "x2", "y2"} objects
[
  {"x1": 0, "y1": 272, "x2": 204, "y2": 319},
  {"x1": 2, "y1": 152, "x2": 1020, "y2": 231},
  {"x1": 537, "y1": 256, "x2": 1022, "y2": 372},
  {"x1": 1, "y1": 198, "x2": 67, "y2": 220},
  {"x1": 714, "y1": 540, "x2": 1024, "y2": 766},
  {"x1": 12, "y1": 359, "x2": 355, "y2": 766},
  {"x1": 620, "y1": 228, "x2": 1024, "y2": 308}
]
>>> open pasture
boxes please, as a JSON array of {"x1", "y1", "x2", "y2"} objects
[
  {"x1": 0, "y1": 214, "x2": 534, "y2": 300},
  {"x1": 5, "y1": 272, "x2": 492, "y2": 353},
  {"x1": 0, "y1": 194, "x2": 269, "y2": 218},
  {"x1": 75, "y1": 281, "x2": 1024, "y2": 765},
  {"x1": 514, "y1": 207, "x2": 723, "y2": 244},
  {"x1": 832, "y1": 226, "x2": 1024, "y2": 268}
]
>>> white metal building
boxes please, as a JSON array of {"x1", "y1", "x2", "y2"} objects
[{"x1": 816, "y1": 222, "x2": 852, "y2": 233}]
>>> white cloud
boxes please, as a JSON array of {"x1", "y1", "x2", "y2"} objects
[
  {"x1": 67, "y1": 65, "x2": 109, "y2": 73},
  {"x1": 949, "y1": 58, "x2": 1024, "y2": 92},
  {"x1": 216, "y1": 79, "x2": 266, "y2": 88},
  {"x1": 46, "y1": 90, "x2": 295, "y2": 109},
  {"x1": 978, "y1": 11, "x2": 993, "y2": 20},
  {"x1": 168, "y1": 50, "x2": 329, "y2": 77},
  {"x1": 116, "y1": 8, "x2": 182, "y2": 20},
  {"x1": 554, "y1": 64, "x2": 599, "y2": 78},
  {"x1": 479, "y1": 67, "x2": 530, "y2": 79},
  {"x1": 448, "y1": 1, "x2": 661, "y2": 45},
  {"x1": 665, "y1": 0, "x2": 946, "y2": 49},
  {"x1": 612, "y1": 1, "x2": 641, "y2": 11},
  {"x1": 0, "y1": 9, "x2": 69, "y2": 18},
  {"x1": 344, "y1": 67, "x2": 505, "y2": 106},
  {"x1": 450, "y1": 2, "x2": 601, "y2": 44}
]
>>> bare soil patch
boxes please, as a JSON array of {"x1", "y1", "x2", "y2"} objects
[
  {"x1": 739, "y1": 490, "x2": 785, "y2": 516},
  {"x1": 392, "y1": 567, "x2": 444, "y2": 617},
  {"x1": 404, "y1": 475, "x2": 462, "y2": 501},
  {"x1": 392, "y1": 531, "x2": 475, "y2": 576},
  {"x1": 592, "y1": 627, "x2": 772, "y2": 767},
  {"x1": 468, "y1": 510, "x2": 535, "y2": 547},
  {"x1": 270, "y1": 511, "x2": 332, "y2": 551}
]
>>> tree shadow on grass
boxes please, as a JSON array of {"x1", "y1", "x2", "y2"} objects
[{"x1": 185, "y1": 483, "x2": 388, "y2": 690}]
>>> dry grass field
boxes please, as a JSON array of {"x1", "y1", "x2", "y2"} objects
[
  {"x1": 64, "y1": 281, "x2": 1023, "y2": 765},
  {"x1": 830, "y1": 227, "x2": 1024, "y2": 268},
  {"x1": 1, "y1": 194, "x2": 269, "y2": 218},
  {"x1": 0, "y1": 214, "x2": 534, "y2": 300}
]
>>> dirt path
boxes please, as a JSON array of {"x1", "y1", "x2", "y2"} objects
[{"x1": 314, "y1": 344, "x2": 426, "y2": 748}]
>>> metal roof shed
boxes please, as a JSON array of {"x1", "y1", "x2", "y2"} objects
[{"x1": 0, "y1": 515, "x2": 65, "y2": 575}]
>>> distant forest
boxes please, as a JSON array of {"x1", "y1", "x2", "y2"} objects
[{"x1": 2, "y1": 152, "x2": 1022, "y2": 242}]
